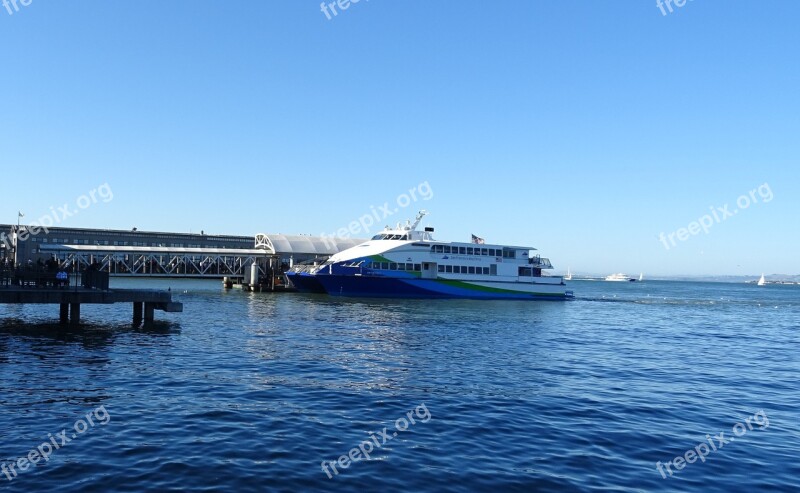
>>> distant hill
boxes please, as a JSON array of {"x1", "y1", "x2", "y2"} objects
[{"x1": 566, "y1": 274, "x2": 800, "y2": 283}]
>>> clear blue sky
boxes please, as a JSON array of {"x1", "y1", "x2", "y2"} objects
[{"x1": 1, "y1": 1, "x2": 798, "y2": 276}]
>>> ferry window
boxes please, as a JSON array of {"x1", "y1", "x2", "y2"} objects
[
  {"x1": 483, "y1": 267, "x2": 490, "y2": 275},
  {"x1": 467, "y1": 247, "x2": 474, "y2": 255},
  {"x1": 436, "y1": 245, "x2": 444, "y2": 253},
  {"x1": 481, "y1": 248, "x2": 488, "y2": 256},
  {"x1": 445, "y1": 265, "x2": 453, "y2": 273},
  {"x1": 438, "y1": 265, "x2": 445, "y2": 272},
  {"x1": 381, "y1": 262, "x2": 389, "y2": 270},
  {"x1": 519, "y1": 267, "x2": 532, "y2": 276},
  {"x1": 371, "y1": 234, "x2": 382, "y2": 240},
  {"x1": 390, "y1": 263, "x2": 398, "y2": 270},
  {"x1": 488, "y1": 249, "x2": 495, "y2": 256},
  {"x1": 444, "y1": 246, "x2": 451, "y2": 254},
  {"x1": 459, "y1": 247, "x2": 466, "y2": 254},
  {"x1": 406, "y1": 263, "x2": 414, "y2": 270},
  {"x1": 490, "y1": 264, "x2": 498, "y2": 275},
  {"x1": 414, "y1": 264, "x2": 421, "y2": 271},
  {"x1": 400, "y1": 235, "x2": 408, "y2": 240},
  {"x1": 468, "y1": 266, "x2": 476, "y2": 274}
]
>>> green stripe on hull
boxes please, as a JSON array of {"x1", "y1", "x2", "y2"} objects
[
  {"x1": 368, "y1": 255, "x2": 393, "y2": 263},
  {"x1": 435, "y1": 279, "x2": 565, "y2": 296}
]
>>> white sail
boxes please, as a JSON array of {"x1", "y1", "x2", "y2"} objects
[
  {"x1": 565, "y1": 268, "x2": 572, "y2": 281},
  {"x1": 757, "y1": 274, "x2": 766, "y2": 286}
]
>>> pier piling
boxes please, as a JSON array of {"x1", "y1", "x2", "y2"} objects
[
  {"x1": 70, "y1": 303, "x2": 81, "y2": 326},
  {"x1": 60, "y1": 303, "x2": 69, "y2": 325},
  {"x1": 133, "y1": 302, "x2": 143, "y2": 326}
]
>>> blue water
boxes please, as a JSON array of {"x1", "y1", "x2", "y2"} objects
[{"x1": 1, "y1": 279, "x2": 798, "y2": 492}]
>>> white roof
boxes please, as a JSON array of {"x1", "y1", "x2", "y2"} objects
[
  {"x1": 254, "y1": 234, "x2": 367, "y2": 255},
  {"x1": 37, "y1": 234, "x2": 367, "y2": 256},
  {"x1": 38, "y1": 245, "x2": 266, "y2": 255}
]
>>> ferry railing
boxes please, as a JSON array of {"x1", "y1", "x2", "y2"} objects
[
  {"x1": 528, "y1": 256, "x2": 553, "y2": 269},
  {"x1": 1, "y1": 267, "x2": 72, "y2": 289}
]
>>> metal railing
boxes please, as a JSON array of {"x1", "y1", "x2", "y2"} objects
[{"x1": 0, "y1": 267, "x2": 71, "y2": 288}]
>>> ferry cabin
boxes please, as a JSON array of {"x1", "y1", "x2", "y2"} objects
[{"x1": 340, "y1": 239, "x2": 561, "y2": 285}]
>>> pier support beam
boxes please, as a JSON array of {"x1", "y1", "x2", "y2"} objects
[
  {"x1": 133, "y1": 302, "x2": 143, "y2": 326},
  {"x1": 60, "y1": 304, "x2": 69, "y2": 325},
  {"x1": 70, "y1": 303, "x2": 81, "y2": 326},
  {"x1": 144, "y1": 302, "x2": 155, "y2": 323}
]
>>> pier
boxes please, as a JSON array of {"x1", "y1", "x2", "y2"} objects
[
  {"x1": 1, "y1": 224, "x2": 365, "y2": 295},
  {"x1": 0, "y1": 270, "x2": 182, "y2": 326}
]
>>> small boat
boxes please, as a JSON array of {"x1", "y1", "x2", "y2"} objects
[
  {"x1": 564, "y1": 268, "x2": 573, "y2": 281},
  {"x1": 639, "y1": 273, "x2": 643, "y2": 282},
  {"x1": 605, "y1": 273, "x2": 630, "y2": 282},
  {"x1": 757, "y1": 274, "x2": 766, "y2": 286}
]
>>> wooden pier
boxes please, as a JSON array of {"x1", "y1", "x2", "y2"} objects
[{"x1": 0, "y1": 271, "x2": 182, "y2": 326}]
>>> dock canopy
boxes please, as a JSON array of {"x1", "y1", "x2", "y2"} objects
[{"x1": 254, "y1": 234, "x2": 365, "y2": 256}]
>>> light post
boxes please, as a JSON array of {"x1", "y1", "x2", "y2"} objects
[{"x1": 13, "y1": 211, "x2": 23, "y2": 268}]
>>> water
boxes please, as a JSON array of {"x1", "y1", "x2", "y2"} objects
[{"x1": 1, "y1": 279, "x2": 798, "y2": 492}]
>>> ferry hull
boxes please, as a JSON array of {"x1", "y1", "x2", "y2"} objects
[
  {"x1": 285, "y1": 272, "x2": 327, "y2": 294},
  {"x1": 315, "y1": 275, "x2": 571, "y2": 300}
]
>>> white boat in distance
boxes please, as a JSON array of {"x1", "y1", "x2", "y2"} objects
[
  {"x1": 565, "y1": 268, "x2": 573, "y2": 281},
  {"x1": 605, "y1": 273, "x2": 634, "y2": 282},
  {"x1": 757, "y1": 274, "x2": 766, "y2": 286}
]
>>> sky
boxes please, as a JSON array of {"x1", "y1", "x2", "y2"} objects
[{"x1": 1, "y1": 1, "x2": 798, "y2": 276}]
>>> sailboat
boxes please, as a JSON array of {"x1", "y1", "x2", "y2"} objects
[
  {"x1": 757, "y1": 274, "x2": 766, "y2": 286},
  {"x1": 639, "y1": 273, "x2": 643, "y2": 282},
  {"x1": 565, "y1": 268, "x2": 573, "y2": 281}
]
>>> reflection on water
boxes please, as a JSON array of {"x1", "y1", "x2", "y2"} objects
[{"x1": 0, "y1": 279, "x2": 798, "y2": 492}]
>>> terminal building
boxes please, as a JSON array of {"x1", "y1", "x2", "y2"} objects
[{"x1": 0, "y1": 224, "x2": 363, "y2": 279}]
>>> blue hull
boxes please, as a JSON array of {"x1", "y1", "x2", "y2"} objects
[
  {"x1": 285, "y1": 272, "x2": 327, "y2": 294},
  {"x1": 315, "y1": 275, "x2": 569, "y2": 300}
]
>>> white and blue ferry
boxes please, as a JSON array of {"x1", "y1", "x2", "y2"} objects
[{"x1": 287, "y1": 211, "x2": 573, "y2": 300}]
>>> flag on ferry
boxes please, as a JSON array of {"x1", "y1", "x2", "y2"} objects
[{"x1": 471, "y1": 234, "x2": 485, "y2": 245}]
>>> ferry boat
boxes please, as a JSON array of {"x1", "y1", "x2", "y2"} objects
[
  {"x1": 287, "y1": 211, "x2": 573, "y2": 300},
  {"x1": 605, "y1": 273, "x2": 633, "y2": 282}
]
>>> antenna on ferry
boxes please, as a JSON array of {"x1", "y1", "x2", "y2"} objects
[{"x1": 409, "y1": 210, "x2": 428, "y2": 231}]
